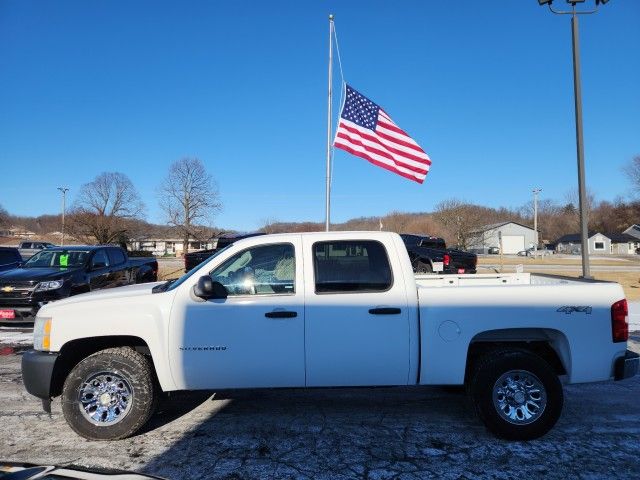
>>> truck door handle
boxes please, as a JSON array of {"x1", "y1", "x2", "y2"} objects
[
  {"x1": 265, "y1": 311, "x2": 297, "y2": 319},
  {"x1": 369, "y1": 307, "x2": 402, "y2": 315}
]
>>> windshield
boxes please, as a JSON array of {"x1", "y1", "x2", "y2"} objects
[
  {"x1": 165, "y1": 244, "x2": 232, "y2": 292},
  {"x1": 23, "y1": 250, "x2": 90, "y2": 268}
]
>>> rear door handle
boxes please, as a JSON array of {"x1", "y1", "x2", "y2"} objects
[
  {"x1": 368, "y1": 307, "x2": 402, "y2": 315},
  {"x1": 265, "y1": 311, "x2": 297, "y2": 319}
]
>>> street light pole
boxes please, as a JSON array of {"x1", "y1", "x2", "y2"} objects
[
  {"x1": 539, "y1": 0, "x2": 605, "y2": 279},
  {"x1": 533, "y1": 188, "x2": 542, "y2": 254},
  {"x1": 57, "y1": 187, "x2": 69, "y2": 246},
  {"x1": 570, "y1": 10, "x2": 591, "y2": 279}
]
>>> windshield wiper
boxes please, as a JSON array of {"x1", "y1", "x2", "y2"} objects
[{"x1": 152, "y1": 279, "x2": 176, "y2": 293}]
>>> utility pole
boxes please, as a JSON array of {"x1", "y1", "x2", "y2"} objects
[
  {"x1": 533, "y1": 188, "x2": 542, "y2": 254},
  {"x1": 538, "y1": 0, "x2": 606, "y2": 278},
  {"x1": 57, "y1": 187, "x2": 69, "y2": 246}
]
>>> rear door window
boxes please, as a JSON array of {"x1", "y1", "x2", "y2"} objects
[
  {"x1": 107, "y1": 248, "x2": 126, "y2": 265},
  {"x1": 313, "y1": 240, "x2": 393, "y2": 293}
]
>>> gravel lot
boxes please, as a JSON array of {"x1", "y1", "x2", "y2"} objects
[{"x1": 0, "y1": 335, "x2": 638, "y2": 480}]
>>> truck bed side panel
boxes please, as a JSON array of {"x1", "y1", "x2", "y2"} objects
[{"x1": 418, "y1": 281, "x2": 627, "y2": 385}]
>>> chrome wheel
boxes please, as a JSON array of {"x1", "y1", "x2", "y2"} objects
[
  {"x1": 78, "y1": 371, "x2": 133, "y2": 426},
  {"x1": 492, "y1": 370, "x2": 547, "y2": 425}
]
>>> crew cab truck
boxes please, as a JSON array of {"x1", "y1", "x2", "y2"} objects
[
  {"x1": 401, "y1": 234, "x2": 477, "y2": 274},
  {"x1": 0, "y1": 246, "x2": 158, "y2": 323},
  {"x1": 21, "y1": 232, "x2": 638, "y2": 441}
]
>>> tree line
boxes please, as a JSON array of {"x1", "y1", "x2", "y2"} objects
[
  {"x1": 0, "y1": 158, "x2": 222, "y2": 247},
  {"x1": 1, "y1": 155, "x2": 639, "y2": 249}
]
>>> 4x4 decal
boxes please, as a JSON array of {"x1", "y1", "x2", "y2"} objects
[{"x1": 557, "y1": 306, "x2": 592, "y2": 314}]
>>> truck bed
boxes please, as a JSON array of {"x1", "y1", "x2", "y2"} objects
[
  {"x1": 415, "y1": 272, "x2": 625, "y2": 386},
  {"x1": 415, "y1": 272, "x2": 604, "y2": 288}
]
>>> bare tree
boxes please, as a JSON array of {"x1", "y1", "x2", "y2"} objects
[
  {"x1": 260, "y1": 218, "x2": 282, "y2": 234},
  {"x1": 433, "y1": 199, "x2": 484, "y2": 249},
  {"x1": 0, "y1": 204, "x2": 8, "y2": 227},
  {"x1": 623, "y1": 155, "x2": 640, "y2": 195},
  {"x1": 159, "y1": 158, "x2": 221, "y2": 253},
  {"x1": 564, "y1": 187, "x2": 596, "y2": 231},
  {"x1": 68, "y1": 172, "x2": 145, "y2": 244}
]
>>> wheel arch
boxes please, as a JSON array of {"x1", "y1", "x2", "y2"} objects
[
  {"x1": 465, "y1": 328, "x2": 571, "y2": 381},
  {"x1": 50, "y1": 335, "x2": 159, "y2": 398}
]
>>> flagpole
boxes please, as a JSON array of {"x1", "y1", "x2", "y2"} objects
[{"x1": 325, "y1": 14, "x2": 334, "y2": 232}]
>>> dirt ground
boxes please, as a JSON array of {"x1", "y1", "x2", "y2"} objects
[{"x1": 1, "y1": 337, "x2": 639, "y2": 480}]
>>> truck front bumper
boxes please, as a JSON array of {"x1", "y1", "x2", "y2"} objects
[
  {"x1": 614, "y1": 350, "x2": 639, "y2": 381},
  {"x1": 21, "y1": 349, "x2": 59, "y2": 400}
]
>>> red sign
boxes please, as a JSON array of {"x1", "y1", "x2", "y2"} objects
[{"x1": 0, "y1": 310, "x2": 16, "y2": 319}]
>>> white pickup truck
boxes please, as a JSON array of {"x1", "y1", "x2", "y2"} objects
[{"x1": 22, "y1": 232, "x2": 638, "y2": 441}]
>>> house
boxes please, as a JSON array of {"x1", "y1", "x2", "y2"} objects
[
  {"x1": 467, "y1": 222, "x2": 537, "y2": 254},
  {"x1": 609, "y1": 233, "x2": 639, "y2": 255},
  {"x1": 623, "y1": 224, "x2": 640, "y2": 240},
  {"x1": 555, "y1": 232, "x2": 639, "y2": 255},
  {"x1": 0, "y1": 226, "x2": 37, "y2": 238},
  {"x1": 128, "y1": 238, "x2": 217, "y2": 256}
]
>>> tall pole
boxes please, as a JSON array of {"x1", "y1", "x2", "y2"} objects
[
  {"x1": 57, "y1": 187, "x2": 69, "y2": 246},
  {"x1": 571, "y1": 10, "x2": 591, "y2": 278},
  {"x1": 533, "y1": 188, "x2": 541, "y2": 254},
  {"x1": 325, "y1": 14, "x2": 334, "y2": 232}
]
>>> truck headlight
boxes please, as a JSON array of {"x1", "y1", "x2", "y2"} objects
[
  {"x1": 33, "y1": 316, "x2": 52, "y2": 351},
  {"x1": 34, "y1": 280, "x2": 64, "y2": 292}
]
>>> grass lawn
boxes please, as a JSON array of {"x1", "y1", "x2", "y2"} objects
[{"x1": 158, "y1": 264, "x2": 184, "y2": 281}]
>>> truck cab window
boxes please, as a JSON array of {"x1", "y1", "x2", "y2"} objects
[
  {"x1": 91, "y1": 249, "x2": 110, "y2": 269},
  {"x1": 313, "y1": 240, "x2": 392, "y2": 293},
  {"x1": 210, "y1": 243, "x2": 295, "y2": 296}
]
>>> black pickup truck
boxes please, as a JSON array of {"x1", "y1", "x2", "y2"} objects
[
  {"x1": 400, "y1": 234, "x2": 477, "y2": 274},
  {"x1": 0, "y1": 245, "x2": 158, "y2": 323},
  {"x1": 184, "y1": 233, "x2": 265, "y2": 272}
]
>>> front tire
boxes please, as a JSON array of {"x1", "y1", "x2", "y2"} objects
[
  {"x1": 469, "y1": 350, "x2": 563, "y2": 440},
  {"x1": 61, "y1": 347, "x2": 156, "y2": 441}
]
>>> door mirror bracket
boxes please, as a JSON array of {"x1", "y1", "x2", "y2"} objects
[{"x1": 193, "y1": 276, "x2": 228, "y2": 300}]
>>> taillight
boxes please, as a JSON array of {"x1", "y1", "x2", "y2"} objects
[
  {"x1": 611, "y1": 299, "x2": 629, "y2": 343},
  {"x1": 443, "y1": 254, "x2": 450, "y2": 266}
]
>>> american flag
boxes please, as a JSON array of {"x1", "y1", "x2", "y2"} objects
[{"x1": 333, "y1": 84, "x2": 431, "y2": 184}]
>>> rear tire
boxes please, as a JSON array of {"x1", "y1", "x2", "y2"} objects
[
  {"x1": 61, "y1": 347, "x2": 156, "y2": 441},
  {"x1": 415, "y1": 260, "x2": 433, "y2": 274},
  {"x1": 469, "y1": 349, "x2": 563, "y2": 440}
]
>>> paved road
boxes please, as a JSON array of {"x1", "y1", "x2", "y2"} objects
[{"x1": 1, "y1": 338, "x2": 638, "y2": 479}]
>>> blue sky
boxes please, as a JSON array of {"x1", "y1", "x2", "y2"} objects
[{"x1": 1, "y1": 0, "x2": 638, "y2": 231}]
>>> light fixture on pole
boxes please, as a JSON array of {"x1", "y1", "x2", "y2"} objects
[
  {"x1": 537, "y1": 0, "x2": 609, "y2": 278},
  {"x1": 57, "y1": 187, "x2": 69, "y2": 246}
]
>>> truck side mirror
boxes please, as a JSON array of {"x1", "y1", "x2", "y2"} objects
[{"x1": 194, "y1": 276, "x2": 228, "y2": 300}]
